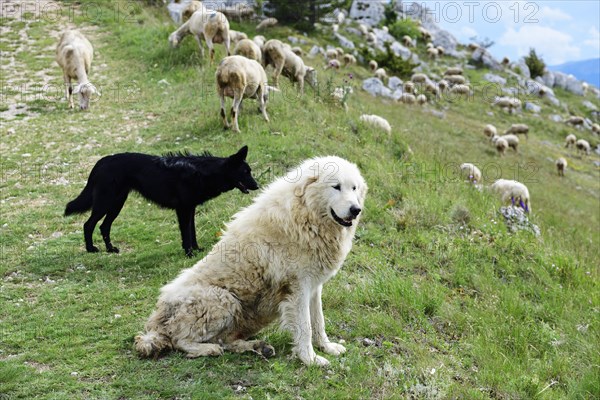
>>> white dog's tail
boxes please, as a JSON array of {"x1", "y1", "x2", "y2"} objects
[{"x1": 134, "y1": 330, "x2": 171, "y2": 358}]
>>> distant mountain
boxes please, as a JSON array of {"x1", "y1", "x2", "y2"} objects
[{"x1": 549, "y1": 58, "x2": 600, "y2": 87}]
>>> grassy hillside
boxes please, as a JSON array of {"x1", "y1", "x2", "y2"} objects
[{"x1": 1, "y1": 2, "x2": 598, "y2": 399}]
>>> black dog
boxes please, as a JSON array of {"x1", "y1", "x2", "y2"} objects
[{"x1": 65, "y1": 146, "x2": 258, "y2": 256}]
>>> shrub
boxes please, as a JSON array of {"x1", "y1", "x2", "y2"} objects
[
  {"x1": 383, "y1": 0, "x2": 399, "y2": 25},
  {"x1": 359, "y1": 42, "x2": 418, "y2": 78},
  {"x1": 388, "y1": 18, "x2": 420, "y2": 43},
  {"x1": 524, "y1": 48, "x2": 546, "y2": 79}
]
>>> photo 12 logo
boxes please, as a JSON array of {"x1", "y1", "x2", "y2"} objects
[{"x1": 402, "y1": 2, "x2": 540, "y2": 24}]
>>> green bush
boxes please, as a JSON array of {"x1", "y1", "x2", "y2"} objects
[
  {"x1": 359, "y1": 42, "x2": 419, "y2": 78},
  {"x1": 388, "y1": 18, "x2": 420, "y2": 43},
  {"x1": 524, "y1": 48, "x2": 546, "y2": 79}
]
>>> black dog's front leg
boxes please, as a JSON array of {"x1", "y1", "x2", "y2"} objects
[
  {"x1": 176, "y1": 207, "x2": 194, "y2": 257},
  {"x1": 190, "y1": 209, "x2": 203, "y2": 251}
]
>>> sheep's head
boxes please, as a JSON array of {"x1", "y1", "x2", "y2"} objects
[
  {"x1": 168, "y1": 32, "x2": 181, "y2": 48},
  {"x1": 304, "y1": 67, "x2": 317, "y2": 89},
  {"x1": 73, "y1": 82, "x2": 100, "y2": 110}
]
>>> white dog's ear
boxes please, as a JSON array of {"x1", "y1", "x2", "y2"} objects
[{"x1": 294, "y1": 176, "x2": 317, "y2": 197}]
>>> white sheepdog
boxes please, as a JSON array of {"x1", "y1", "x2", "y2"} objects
[{"x1": 135, "y1": 156, "x2": 368, "y2": 366}]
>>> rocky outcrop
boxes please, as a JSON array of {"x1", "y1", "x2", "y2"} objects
[
  {"x1": 349, "y1": 0, "x2": 387, "y2": 26},
  {"x1": 471, "y1": 47, "x2": 502, "y2": 70},
  {"x1": 500, "y1": 206, "x2": 540, "y2": 237},
  {"x1": 335, "y1": 33, "x2": 355, "y2": 49}
]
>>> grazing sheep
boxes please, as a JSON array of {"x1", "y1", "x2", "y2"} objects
[
  {"x1": 427, "y1": 47, "x2": 439, "y2": 59},
  {"x1": 502, "y1": 57, "x2": 510, "y2": 66},
  {"x1": 358, "y1": 24, "x2": 369, "y2": 36},
  {"x1": 291, "y1": 46, "x2": 303, "y2": 57},
  {"x1": 491, "y1": 179, "x2": 532, "y2": 212},
  {"x1": 229, "y1": 29, "x2": 248, "y2": 44},
  {"x1": 366, "y1": 32, "x2": 377, "y2": 44},
  {"x1": 256, "y1": 17, "x2": 278, "y2": 31},
  {"x1": 169, "y1": 10, "x2": 231, "y2": 65},
  {"x1": 336, "y1": 11, "x2": 345, "y2": 25},
  {"x1": 411, "y1": 73, "x2": 428, "y2": 83},
  {"x1": 450, "y1": 84, "x2": 470, "y2": 96},
  {"x1": 419, "y1": 27, "x2": 432, "y2": 40},
  {"x1": 342, "y1": 54, "x2": 356, "y2": 66},
  {"x1": 484, "y1": 124, "x2": 497, "y2": 138},
  {"x1": 416, "y1": 94, "x2": 427, "y2": 105},
  {"x1": 426, "y1": 42, "x2": 434, "y2": 49},
  {"x1": 436, "y1": 46, "x2": 445, "y2": 56},
  {"x1": 468, "y1": 43, "x2": 479, "y2": 51},
  {"x1": 460, "y1": 163, "x2": 482, "y2": 184},
  {"x1": 492, "y1": 136, "x2": 508, "y2": 156},
  {"x1": 369, "y1": 60, "x2": 378, "y2": 72},
  {"x1": 556, "y1": 157, "x2": 567, "y2": 177},
  {"x1": 403, "y1": 81, "x2": 415, "y2": 94},
  {"x1": 592, "y1": 123, "x2": 600, "y2": 134},
  {"x1": 505, "y1": 124, "x2": 529, "y2": 139},
  {"x1": 331, "y1": 86, "x2": 352, "y2": 110},
  {"x1": 253, "y1": 35, "x2": 266, "y2": 48},
  {"x1": 335, "y1": 47, "x2": 345, "y2": 57},
  {"x1": 382, "y1": 26, "x2": 389, "y2": 33},
  {"x1": 325, "y1": 59, "x2": 341, "y2": 70},
  {"x1": 425, "y1": 82, "x2": 440, "y2": 97},
  {"x1": 263, "y1": 40, "x2": 316, "y2": 93},
  {"x1": 332, "y1": 24, "x2": 339, "y2": 33},
  {"x1": 576, "y1": 139, "x2": 591, "y2": 156},
  {"x1": 233, "y1": 39, "x2": 262, "y2": 62},
  {"x1": 56, "y1": 30, "x2": 99, "y2": 110},
  {"x1": 444, "y1": 67, "x2": 463, "y2": 76},
  {"x1": 402, "y1": 35, "x2": 414, "y2": 47},
  {"x1": 437, "y1": 80, "x2": 449, "y2": 92},
  {"x1": 445, "y1": 74, "x2": 466, "y2": 85},
  {"x1": 493, "y1": 97, "x2": 521, "y2": 112},
  {"x1": 582, "y1": 82, "x2": 589, "y2": 94},
  {"x1": 374, "y1": 68, "x2": 387, "y2": 81},
  {"x1": 326, "y1": 48, "x2": 338, "y2": 60},
  {"x1": 565, "y1": 116, "x2": 585, "y2": 126},
  {"x1": 182, "y1": 0, "x2": 205, "y2": 22},
  {"x1": 565, "y1": 134, "x2": 577, "y2": 148},
  {"x1": 500, "y1": 134, "x2": 519, "y2": 151},
  {"x1": 359, "y1": 114, "x2": 391, "y2": 135},
  {"x1": 216, "y1": 55, "x2": 270, "y2": 133},
  {"x1": 399, "y1": 93, "x2": 416, "y2": 104}
]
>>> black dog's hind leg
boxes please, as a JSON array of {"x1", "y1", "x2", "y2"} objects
[
  {"x1": 99, "y1": 192, "x2": 128, "y2": 253},
  {"x1": 84, "y1": 206, "x2": 109, "y2": 253},
  {"x1": 176, "y1": 207, "x2": 195, "y2": 257}
]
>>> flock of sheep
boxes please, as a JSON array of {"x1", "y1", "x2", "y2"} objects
[{"x1": 55, "y1": 2, "x2": 597, "y2": 217}]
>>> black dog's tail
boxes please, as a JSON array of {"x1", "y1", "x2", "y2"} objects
[{"x1": 65, "y1": 183, "x2": 93, "y2": 216}]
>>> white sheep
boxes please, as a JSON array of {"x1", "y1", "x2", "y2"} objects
[
  {"x1": 565, "y1": 116, "x2": 585, "y2": 126},
  {"x1": 445, "y1": 74, "x2": 466, "y2": 85},
  {"x1": 436, "y1": 46, "x2": 445, "y2": 56},
  {"x1": 403, "y1": 81, "x2": 415, "y2": 94},
  {"x1": 342, "y1": 54, "x2": 356, "y2": 66},
  {"x1": 556, "y1": 157, "x2": 567, "y2": 177},
  {"x1": 374, "y1": 68, "x2": 387, "y2": 81},
  {"x1": 427, "y1": 47, "x2": 439, "y2": 59},
  {"x1": 411, "y1": 73, "x2": 428, "y2": 83},
  {"x1": 402, "y1": 35, "x2": 414, "y2": 47},
  {"x1": 493, "y1": 97, "x2": 521, "y2": 112},
  {"x1": 358, "y1": 23, "x2": 369, "y2": 36},
  {"x1": 491, "y1": 179, "x2": 532, "y2": 212},
  {"x1": 450, "y1": 84, "x2": 470, "y2": 96},
  {"x1": 425, "y1": 82, "x2": 439, "y2": 97},
  {"x1": 437, "y1": 79, "x2": 449, "y2": 92},
  {"x1": 399, "y1": 93, "x2": 416, "y2": 105},
  {"x1": 332, "y1": 24, "x2": 339, "y2": 33},
  {"x1": 256, "y1": 17, "x2": 278, "y2": 31},
  {"x1": 592, "y1": 123, "x2": 600, "y2": 134},
  {"x1": 229, "y1": 29, "x2": 248, "y2": 44},
  {"x1": 576, "y1": 139, "x2": 591, "y2": 156},
  {"x1": 325, "y1": 59, "x2": 341, "y2": 70},
  {"x1": 366, "y1": 32, "x2": 377, "y2": 44},
  {"x1": 500, "y1": 134, "x2": 519, "y2": 152},
  {"x1": 216, "y1": 55, "x2": 270, "y2": 133},
  {"x1": 444, "y1": 67, "x2": 463, "y2": 76},
  {"x1": 262, "y1": 39, "x2": 316, "y2": 94},
  {"x1": 359, "y1": 114, "x2": 391, "y2": 135},
  {"x1": 336, "y1": 11, "x2": 345, "y2": 25},
  {"x1": 416, "y1": 94, "x2": 427, "y2": 105},
  {"x1": 169, "y1": 10, "x2": 231, "y2": 65},
  {"x1": 182, "y1": 0, "x2": 205, "y2": 22},
  {"x1": 419, "y1": 26, "x2": 432, "y2": 40},
  {"x1": 505, "y1": 123, "x2": 529, "y2": 139},
  {"x1": 492, "y1": 136, "x2": 508, "y2": 156},
  {"x1": 291, "y1": 46, "x2": 303, "y2": 57},
  {"x1": 484, "y1": 124, "x2": 497, "y2": 138},
  {"x1": 565, "y1": 134, "x2": 577, "y2": 148},
  {"x1": 426, "y1": 42, "x2": 434, "y2": 49},
  {"x1": 335, "y1": 47, "x2": 345, "y2": 57},
  {"x1": 56, "y1": 30, "x2": 99, "y2": 110},
  {"x1": 468, "y1": 43, "x2": 479, "y2": 51},
  {"x1": 253, "y1": 35, "x2": 266, "y2": 48},
  {"x1": 460, "y1": 163, "x2": 482, "y2": 184},
  {"x1": 501, "y1": 57, "x2": 510, "y2": 66},
  {"x1": 325, "y1": 48, "x2": 338, "y2": 60},
  {"x1": 233, "y1": 38, "x2": 262, "y2": 62},
  {"x1": 582, "y1": 82, "x2": 589, "y2": 94},
  {"x1": 369, "y1": 60, "x2": 378, "y2": 72}
]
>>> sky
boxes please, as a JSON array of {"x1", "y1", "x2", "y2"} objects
[{"x1": 411, "y1": 1, "x2": 600, "y2": 65}]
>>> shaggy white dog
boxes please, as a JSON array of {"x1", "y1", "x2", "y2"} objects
[{"x1": 135, "y1": 156, "x2": 368, "y2": 366}]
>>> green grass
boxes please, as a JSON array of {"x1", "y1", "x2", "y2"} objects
[{"x1": 1, "y1": 2, "x2": 599, "y2": 399}]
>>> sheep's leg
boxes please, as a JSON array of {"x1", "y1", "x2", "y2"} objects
[
  {"x1": 297, "y1": 74, "x2": 305, "y2": 95},
  {"x1": 194, "y1": 34, "x2": 205, "y2": 58},
  {"x1": 64, "y1": 74, "x2": 73, "y2": 109},
  {"x1": 272, "y1": 61, "x2": 284, "y2": 88},
  {"x1": 219, "y1": 92, "x2": 230, "y2": 129},
  {"x1": 224, "y1": 33, "x2": 231, "y2": 56},
  {"x1": 231, "y1": 89, "x2": 244, "y2": 133},
  {"x1": 205, "y1": 36, "x2": 215, "y2": 66},
  {"x1": 258, "y1": 85, "x2": 269, "y2": 122}
]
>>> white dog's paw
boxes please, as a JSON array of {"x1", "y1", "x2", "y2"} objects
[
  {"x1": 312, "y1": 355, "x2": 330, "y2": 367},
  {"x1": 320, "y1": 342, "x2": 346, "y2": 356},
  {"x1": 296, "y1": 348, "x2": 330, "y2": 367}
]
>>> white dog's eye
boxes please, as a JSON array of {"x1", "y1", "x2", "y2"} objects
[
  {"x1": 333, "y1": 184, "x2": 341, "y2": 191},
  {"x1": 352, "y1": 186, "x2": 356, "y2": 191}
]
